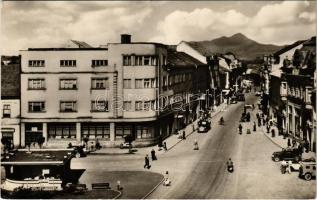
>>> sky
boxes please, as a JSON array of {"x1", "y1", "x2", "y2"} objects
[{"x1": 1, "y1": 1, "x2": 316, "y2": 55}]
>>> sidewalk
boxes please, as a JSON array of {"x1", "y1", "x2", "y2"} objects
[{"x1": 92, "y1": 103, "x2": 228, "y2": 155}]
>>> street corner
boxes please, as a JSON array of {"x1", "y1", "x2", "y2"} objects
[{"x1": 78, "y1": 170, "x2": 164, "y2": 199}]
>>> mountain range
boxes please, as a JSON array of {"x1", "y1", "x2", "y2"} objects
[{"x1": 187, "y1": 33, "x2": 284, "y2": 61}]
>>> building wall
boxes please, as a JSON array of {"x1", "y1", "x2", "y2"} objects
[{"x1": 1, "y1": 99, "x2": 20, "y2": 147}]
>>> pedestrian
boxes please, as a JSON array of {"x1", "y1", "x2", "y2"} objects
[
  {"x1": 192, "y1": 124, "x2": 195, "y2": 132},
  {"x1": 239, "y1": 124, "x2": 243, "y2": 134},
  {"x1": 252, "y1": 104, "x2": 255, "y2": 110},
  {"x1": 281, "y1": 160, "x2": 287, "y2": 174},
  {"x1": 297, "y1": 144, "x2": 303, "y2": 155},
  {"x1": 163, "y1": 171, "x2": 171, "y2": 186},
  {"x1": 151, "y1": 149, "x2": 157, "y2": 161},
  {"x1": 271, "y1": 129, "x2": 275, "y2": 137},
  {"x1": 258, "y1": 118, "x2": 261, "y2": 127},
  {"x1": 253, "y1": 121, "x2": 256, "y2": 132},
  {"x1": 287, "y1": 161, "x2": 292, "y2": 174},
  {"x1": 266, "y1": 125, "x2": 270, "y2": 133},
  {"x1": 163, "y1": 142, "x2": 167, "y2": 151},
  {"x1": 193, "y1": 139, "x2": 199, "y2": 150},
  {"x1": 256, "y1": 113, "x2": 259, "y2": 119},
  {"x1": 144, "y1": 154, "x2": 150, "y2": 169},
  {"x1": 287, "y1": 138, "x2": 291, "y2": 147},
  {"x1": 182, "y1": 131, "x2": 186, "y2": 140},
  {"x1": 247, "y1": 112, "x2": 251, "y2": 122},
  {"x1": 292, "y1": 139, "x2": 296, "y2": 147},
  {"x1": 304, "y1": 140, "x2": 309, "y2": 152}
]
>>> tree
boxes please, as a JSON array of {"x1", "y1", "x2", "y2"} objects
[{"x1": 37, "y1": 136, "x2": 45, "y2": 149}]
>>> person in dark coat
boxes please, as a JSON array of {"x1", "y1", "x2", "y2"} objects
[
  {"x1": 292, "y1": 139, "x2": 296, "y2": 147},
  {"x1": 144, "y1": 154, "x2": 150, "y2": 169},
  {"x1": 239, "y1": 124, "x2": 243, "y2": 134},
  {"x1": 163, "y1": 142, "x2": 167, "y2": 151},
  {"x1": 287, "y1": 138, "x2": 291, "y2": 147},
  {"x1": 253, "y1": 121, "x2": 257, "y2": 132},
  {"x1": 182, "y1": 131, "x2": 186, "y2": 140},
  {"x1": 151, "y1": 149, "x2": 157, "y2": 161}
]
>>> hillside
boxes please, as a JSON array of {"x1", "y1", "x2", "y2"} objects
[{"x1": 187, "y1": 33, "x2": 283, "y2": 61}]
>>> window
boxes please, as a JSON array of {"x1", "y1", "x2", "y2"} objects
[
  {"x1": 135, "y1": 56, "x2": 143, "y2": 66},
  {"x1": 60, "y1": 79, "x2": 77, "y2": 90},
  {"x1": 29, "y1": 60, "x2": 45, "y2": 67},
  {"x1": 162, "y1": 55, "x2": 167, "y2": 66},
  {"x1": 3, "y1": 104, "x2": 11, "y2": 118},
  {"x1": 115, "y1": 124, "x2": 132, "y2": 138},
  {"x1": 91, "y1": 78, "x2": 108, "y2": 89},
  {"x1": 135, "y1": 79, "x2": 143, "y2": 89},
  {"x1": 92, "y1": 60, "x2": 108, "y2": 67},
  {"x1": 135, "y1": 101, "x2": 143, "y2": 111},
  {"x1": 82, "y1": 123, "x2": 110, "y2": 139},
  {"x1": 48, "y1": 123, "x2": 76, "y2": 139},
  {"x1": 123, "y1": 56, "x2": 132, "y2": 66},
  {"x1": 28, "y1": 102, "x2": 45, "y2": 112},
  {"x1": 163, "y1": 76, "x2": 167, "y2": 87},
  {"x1": 144, "y1": 101, "x2": 151, "y2": 111},
  {"x1": 60, "y1": 60, "x2": 76, "y2": 67},
  {"x1": 144, "y1": 79, "x2": 150, "y2": 88},
  {"x1": 151, "y1": 56, "x2": 157, "y2": 66},
  {"x1": 28, "y1": 79, "x2": 45, "y2": 90},
  {"x1": 60, "y1": 101, "x2": 77, "y2": 112},
  {"x1": 144, "y1": 56, "x2": 150, "y2": 65},
  {"x1": 136, "y1": 126, "x2": 154, "y2": 139},
  {"x1": 123, "y1": 101, "x2": 132, "y2": 111},
  {"x1": 91, "y1": 101, "x2": 108, "y2": 112},
  {"x1": 151, "y1": 78, "x2": 156, "y2": 88},
  {"x1": 123, "y1": 79, "x2": 132, "y2": 89}
]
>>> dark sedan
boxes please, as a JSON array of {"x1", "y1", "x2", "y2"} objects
[{"x1": 271, "y1": 148, "x2": 301, "y2": 162}]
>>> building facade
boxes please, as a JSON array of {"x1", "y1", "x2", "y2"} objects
[
  {"x1": 19, "y1": 36, "x2": 209, "y2": 148},
  {"x1": 1, "y1": 56, "x2": 21, "y2": 149},
  {"x1": 279, "y1": 37, "x2": 316, "y2": 151}
]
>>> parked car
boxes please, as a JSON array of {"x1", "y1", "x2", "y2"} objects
[
  {"x1": 271, "y1": 148, "x2": 301, "y2": 162},
  {"x1": 120, "y1": 142, "x2": 132, "y2": 149},
  {"x1": 198, "y1": 120, "x2": 211, "y2": 133},
  {"x1": 299, "y1": 158, "x2": 316, "y2": 181}
]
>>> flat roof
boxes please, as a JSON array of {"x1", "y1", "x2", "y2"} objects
[{"x1": 1, "y1": 150, "x2": 73, "y2": 165}]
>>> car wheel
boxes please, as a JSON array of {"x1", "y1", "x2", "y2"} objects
[
  {"x1": 273, "y1": 156, "x2": 280, "y2": 162},
  {"x1": 75, "y1": 152, "x2": 81, "y2": 158},
  {"x1": 304, "y1": 173, "x2": 312, "y2": 181}
]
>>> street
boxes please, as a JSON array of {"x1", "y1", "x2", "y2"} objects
[{"x1": 72, "y1": 92, "x2": 316, "y2": 199}]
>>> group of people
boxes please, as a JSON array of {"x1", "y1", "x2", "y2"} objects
[
  {"x1": 144, "y1": 148, "x2": 159, "y2": 169},
  {"x1": 281, "y1": 160, "x2": 293, "y2": 174}
]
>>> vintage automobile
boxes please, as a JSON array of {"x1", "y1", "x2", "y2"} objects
[
  {"x1": 271, "y1": 147, "x2": 301, "y2": 162},
  {"x1": 299, "y1": 158, "x2": 316, "y2": 181},
  {"x1": 198, "y1": 120, "x2": 211, "y2": 133},
  {"x1": 120, "y1": 141, "x2": 132, "y2": 149}
]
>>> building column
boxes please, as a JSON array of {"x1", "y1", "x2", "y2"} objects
[
  {"x1": 43, "y1": 123, "x2": 47, "y2": 146},
  {"x1": 110, "y1": 122, "x2": 115, "y2": 142},
  {"x1": 76, "y1": 122, "x2": 81, "y2": 143},
  {"x1": 21, "y1": 123, "x2": 25, "y2": 147}
]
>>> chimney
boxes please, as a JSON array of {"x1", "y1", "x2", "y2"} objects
[{"x1": 121, "y1": 34, "x2": 131, "y2": 44}]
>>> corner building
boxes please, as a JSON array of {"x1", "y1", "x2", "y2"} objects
[{"x1": 20, "y1": 35, "x2": 208, "y2": 148}]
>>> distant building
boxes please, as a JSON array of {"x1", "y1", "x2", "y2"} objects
[
  {"x1": 19, "y1": 35, "x2": 209, "y2": 148},
  {"x1": 1, "y1": 56, "x2": 21, "y2": 149}
]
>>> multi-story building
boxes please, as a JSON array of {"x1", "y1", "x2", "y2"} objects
[
  {"x1": 279, "y1": 37, "x2": 316, "y2": 151},
  {"x1": 20, "y1": 35, "x2": 209, "y2": 148},
  {"x1": 1, "y1": 56, "x2": 21, "y2": 149}
]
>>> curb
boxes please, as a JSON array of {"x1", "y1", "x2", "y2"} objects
[
  {"x1": 262, "y1": 130, "x2": 283, "y2": 149},
  {"x1": 113, "y1": 190, "x2": 123, "y2": 199},
  {"x1": 141, "y1": 176, "x2": 165, "y2": 199},
  {"x1": 165, "y1": 104, "x2": 226, "y2": 152}
]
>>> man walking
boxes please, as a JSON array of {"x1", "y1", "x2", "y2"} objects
[
  {"x1": 144, "y1": 154, "x2": 150, "y2": 169},
  {"x1": 182, "y1": 131, "x2": 186, "y2": 140},
  {"x1": 239, "y1": 124, "x2": 243, "y2": 134}
]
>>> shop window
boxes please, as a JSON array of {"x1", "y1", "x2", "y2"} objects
[
  {"x1": 115, "y1": 125, "x2": 132, "y2": 139},
  {"x1": 48, "y1": 123, "x2": 76, "y2": 139},
  {"x1": 81, "y1": 123, "x2": 110, "y2": 139},
  {"x1": 136, "y1": 126, "x2": 154, "y2": 139}
]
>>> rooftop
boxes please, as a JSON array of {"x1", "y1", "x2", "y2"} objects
[
  {"x1": 1, "y1": 150, "x2": 73, "y2": 165},
  {"x1": 167, "y1": 50, "x2": 206, "y2": 69}
]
